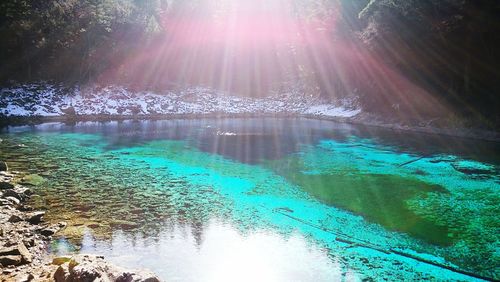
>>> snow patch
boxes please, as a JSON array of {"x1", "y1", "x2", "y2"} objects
[
  {"x1": 304, "y1": 104, "x2": 361, "y2": 118},
  {"x1": 0, "y1": 84, "x2": 362, "y2": 119}
]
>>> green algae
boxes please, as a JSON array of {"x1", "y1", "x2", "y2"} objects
[{"x1": 282, "y1": 169, "x2": 452, "y2": 245}]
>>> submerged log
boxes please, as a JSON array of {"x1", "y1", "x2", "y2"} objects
[{"x1": 272, "y1": 208, "x2": 495, "y2": 281}]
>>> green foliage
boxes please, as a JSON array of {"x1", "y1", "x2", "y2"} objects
[{"x1": 0, "y1": 0, "x2": 168, "y2": 83}]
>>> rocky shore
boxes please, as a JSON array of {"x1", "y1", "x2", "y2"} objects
[{"x1": 0, "y1": 161, "x2": 160, "y2": 282}]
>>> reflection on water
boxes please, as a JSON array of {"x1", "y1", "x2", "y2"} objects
[
  {"x1": 71, "y1": 221, "x2": 345, "y2": 282},
  {"x1": 0, "y1": 118, "x2": 498, "y2": 281}
]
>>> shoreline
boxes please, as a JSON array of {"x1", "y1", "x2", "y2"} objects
[
  {"x1": 0, "y1": 164, "x2": 160, "y2": 281},
  {"x1": 1, "y1": 113, "x2": 499, "y2": 142}
]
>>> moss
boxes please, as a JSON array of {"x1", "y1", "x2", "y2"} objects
[{"x1": 283, "y1": 169, "x2": 453, "y2": 246}]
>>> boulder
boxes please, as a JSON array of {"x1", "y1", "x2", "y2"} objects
[
  {"x1": 53, "y1": 255, "x2": 161, "y2": 282},
  {"x1": 0, "y1": 161, "x2": 7, "y2": 171},
  {"x1": 0, "y1": 181, "x2": 14, "y2": 190},
  {"x1": 54, "y1": 263, "x2": 70, "y2": 282}
]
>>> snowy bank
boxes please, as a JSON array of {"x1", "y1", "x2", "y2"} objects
[{"x1": 0, "y1": 84, "x2": 361, "y2": 119}]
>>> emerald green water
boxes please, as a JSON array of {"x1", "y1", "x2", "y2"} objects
[{"x1": 0, "y1": 119, "x2": 498, "y2": 281}]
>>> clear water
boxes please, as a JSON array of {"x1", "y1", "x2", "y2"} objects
[{"x1": 0, "y1": 118, "x2": 498, "y2": 281}]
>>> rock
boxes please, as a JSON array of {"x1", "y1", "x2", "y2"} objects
[
  {"x1": 23, "y1": 237, "x2": 35, "y2": 248},
  {"x1": 54, "y1": 263, "x2": 70, "y2": 281},
  {"x1": 115, "y1": 270, "x2": 161, "y2": 282},
  {"x1": 40, "y1": 228, "x2": 56, "y2": 237},
  {"x1": 52, "y1": 256, "x2": 72, "y2": 266},
  {"x1": 5, "y1": 196, "x2": 20, "y2": 205},
  {"x1": 110, "y1": 220, "x2": 139, "y2": 230},
  {"x1": 0, "y1": 181, "x2": 14, "y2": 190},
  {"x1": 2, "y1": 189, "x2": 23, "y2": 201},
  {"x1": 0, "y1": 243, "x2": 32, "y2": 263},
  {"x1": 8, "y1": 214, "x2": 23, "y2": 223},
  {"x1": 0, "y1": 161, "x2": 7, "y2": 171},
  {"x1": 27, "y1": 211, "x2": 45, "y2": 224},
  {"x1": 61, "y1": 106, "x2": 76, "y2": 116},
  {"x1": 53, "y1": 255, "x2": 161, "y2": 282},
  {"x1": 0, "y1": 255, "x2": 22, "y2": 266},
  {"x1": 17, "y1": 273, "x2": 35, "y2": 282},
  {"x1": 0, "y1": 198, "x2": 12, "y2": 205},
  {"x1": 86, "y1": 223, "x2": 100, "y2": 229},
  {"x1": 0, "y1": 246, "x2": 18, "y2": 256},
  {"x1": 17, "y1": 242, "x2": 32, "y2": 263},
  {"x1": 18, "y1": 204, "x2": 34, "y2": 211}
]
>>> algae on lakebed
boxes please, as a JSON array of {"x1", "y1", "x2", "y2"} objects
[{"x1": 282, "y1": 169, "x2": 452, "y2": 245}]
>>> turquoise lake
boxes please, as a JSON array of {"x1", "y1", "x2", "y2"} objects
[{"x1": 0, "y1": 118, "x2": 498, "y2": 281}]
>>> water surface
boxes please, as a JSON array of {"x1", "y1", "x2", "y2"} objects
[{"x1": 0, "y1": 118, "x2": 498, "y2": 281}]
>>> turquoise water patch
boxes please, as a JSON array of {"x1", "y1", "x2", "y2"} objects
[{"x1": 0, "y1": 119, "x2": 498, "y2": 281}]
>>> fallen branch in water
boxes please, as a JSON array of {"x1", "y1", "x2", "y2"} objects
[
  {"x1": 398, "y1": 155, "x2": 429, "y2": 167},
  {"x1": 272, "y1": 208, "x2": 494, "y2": 281}
]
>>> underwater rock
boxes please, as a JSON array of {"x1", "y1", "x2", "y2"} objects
[
  {"x1": 26, "y1": 211, "x2": 45, "y2": 224},
  {"x1": 0, "y1": 161, "x2": 7, "y2": 172},
  {"x1": 40, "y1": 222, "x2": 66, "y2": 237},
  {"x1": 52, "y1": 256, "x2": 71, "y2": 266},
  {"x1": 451, "y1": 162, "x2": 494, "y2": 175},
  {"x1": 20, "y1": 174, "x2": 46, "y2": 186},
  {"x1": 86, "y1": 222, "x2": 101, "y2": 229},
  {"x1": 59, "y1": 225, "x2": 86, "y2": 240},
  {"x1": 109, "y1": 220, "x2": 139, "y2": 230}
]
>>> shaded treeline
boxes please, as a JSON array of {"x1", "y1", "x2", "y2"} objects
[
  {"x1": 0, "y1": 0, "x2": 499, "y2": 126},
  {"x1": 355, "y1": 0, "x2": 500, "y2": 126}
]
